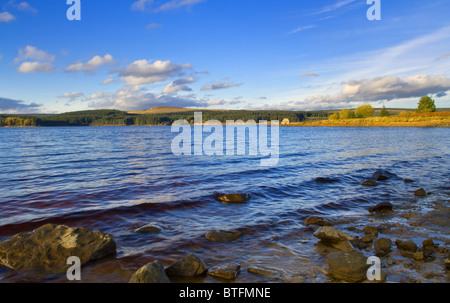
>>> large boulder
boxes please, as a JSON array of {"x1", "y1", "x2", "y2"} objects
[
  {"x1": 326, "y1": 252, "x2": 369, "y2": 282},
  {"x1": 207, "y1": 263, "x2": 240, "y2": 280},
  {"x1": 0, "y1": 224, "x2": 116, "y2": 274},
  {"x1": 165, "y1": 254, "x2": 207, "y2": 277},
  {"x1": 216, "y1": 194, "x2": 251, "y2": 203},
  {"x1": 129, "y1": 260, "x2": 170, "y2": 283},
  {"x1": 205, "y1": 230, "x2": 241, "y2": 242}
]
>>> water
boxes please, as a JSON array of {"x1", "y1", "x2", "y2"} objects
[{"x1": 0, "y1": 126, "x2": 449, "y2": 282}]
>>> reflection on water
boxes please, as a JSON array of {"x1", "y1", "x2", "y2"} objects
[{"x1": 0, "y1": 126, "x2": 449, "y2": 282}]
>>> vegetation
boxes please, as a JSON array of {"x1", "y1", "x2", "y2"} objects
[
  {"x1": 416, "y1": 96, "x2": 436, "y2": 113},
  {"x1": 355, "y1": 104, "x2": 374, "y2": 118},
  {"x1": 0, "y1": 116, "x2": 36, "y2": 127},
  {"x1": 380, "y1": 105, "x2": 390, "y2": 117},
  {"x1": 328, "y1": 113, "x2": 340, "y2": 120},
  {"x1": 339, "y1": 109, "x2": 355, "y2": 119}
]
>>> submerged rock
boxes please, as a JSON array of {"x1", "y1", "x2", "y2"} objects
[
  {"x1": 165, "y1": 254, "x2": 207, "y2": 277},
  {"x1": 247, "y1": 266, "x2": 282, "y2": 278},
  {"x1": 445, "y1": 259, "x2": 450, "y2": 270},
  {"x1": 207, "y1": 263, "x2": 240, "y2": 280},
  {"x1": 216, "y1": 194, "x2": 251, "y2": 203},
  {"x1": 0, "y1": 223, "x2": 116, "y2": 274},
  {"x1": 414, "y1": 188, "x2": 427, "y2": 197},
  {"x1": 362, "y1": 180, "x2": 378, "y2": 186},
  {"x1": 363, "y1": 226, "x2": 379, "y2": 237},
  {"x1": 404, "y1": 179, "x2": 415, "y2": 183},
  {"x1": 372, "y1": 170, "x2": 396, "y2": 181},
  {"x1": 135, "y1": 224, "x2": 163, "y2": 233},
  {"x1": 374, "y1": 238, "x2": 392, "y2": 257},
  {"x1": 396, "y1": 239, "x2": 418, "y2": 253},
  {"x1": 304, "y1": 216, "x2": 331, "y2": 227},
  {"x1": 369, "y1": 202, "x2": 393, "y2": 213},
  {"x1": 129, "y1": 260, "x2": 170, "y2": 283},
  {"x1": 326, "y1": 252, "x2": 369, "y2": 282},
  {"x1": 205, "y1": 230, "x2": 241, "y2": 242},
  {"x1": 314, "y1": 177, "x2": 339, "y2": 184}
]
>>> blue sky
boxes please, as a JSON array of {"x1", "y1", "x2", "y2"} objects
[{"x1": 1, "y1": 0, "x2": 450, "y2": 114}]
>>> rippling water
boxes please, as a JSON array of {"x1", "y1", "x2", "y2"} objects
[{"x1": 0, "y1": 126, "x2": 449, "y2": 282}]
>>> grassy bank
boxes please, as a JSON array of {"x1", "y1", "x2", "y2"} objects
[{"x1": 290, "y1": 112, "x2": 450, "y2": 127}]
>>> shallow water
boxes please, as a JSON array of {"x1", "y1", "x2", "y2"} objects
[{"x1": 0, "y1": 126, "x2": 449, "y2": 282}]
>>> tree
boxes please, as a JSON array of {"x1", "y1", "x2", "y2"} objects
[
  {"x1": 339, "y1": 109, "x2": 355, "y2": 119},
  {"x1": 355, "y1": 104, "x2": 374, "y2": 118},
  {"x1": 416, "y1": 96, "x2": 436, "y2": 113},
  {"x1": 328, "y1": 113, "x2": 340, "y2": 120},
  {"x1": 380, "y1": 105, "x2": 390, "y2": 117}
]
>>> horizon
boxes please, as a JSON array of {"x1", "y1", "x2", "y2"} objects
[{"x1": 1, "y1": 0, "x2": 450, "y2": 114}]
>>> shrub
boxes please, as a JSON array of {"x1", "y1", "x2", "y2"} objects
[
  {"x1": 355, "y1": 104, "x2": 374, "y2": 118},
  {"x1": 380, "y1": 106, "x2": 390, "y2": 117},
  {"x1": 416, "y1": 96, "x2": 436, "y2": 113},
  {"x1": 339, "y1": 109, "x2": 355, "y2": 119},
  {"x1": 328, "y1": 113, "x2": 340, "y2": 120}
]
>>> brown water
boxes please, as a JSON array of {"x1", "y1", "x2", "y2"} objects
[{"x1": 0, "y1": 126, "x2": 448, "y2": 282}]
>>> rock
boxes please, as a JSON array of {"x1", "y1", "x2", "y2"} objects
[
  {"x1": 404, "y1": 179, "x2": 415, "y2": 183},
  {"x1": 395, "y1": 239, "x2": 418, "y2": 253},
  {"x1": 374, "y1": 238, "x2": 392, "y2": 257},
  {"x1": 207, "y1": 263, "x2": 240, "y2": 280},
  {"x1": 314, "y1": 226, "x2": 355, "y2": 252},
  {"x1": 445, "y1": 259, "x2": 450, "y2": 270},
  {"x1": 304, "y1": 216, "x2": 331, "y2": 227},
  {"x1": 129, "y1": 260, "x2": 170, "y2": 283},
  {"x1": 369, "y1": 202, "x2": 393, "y2": 213},
  {"x1": 314, "y1": 177, "x2": 338, "y2": 184},
  {"x1": 372, "y1": 170, "x2": 396, "y2": 181},
  {"x1": 0, "y1": 223, "x2": 116, "y2": 273},
  {"x1": 135, "y1": 224, "x2": 163, "y2": 233},
  {"x1": 413, "y1": 252, "x2": 424, "y2": 261},
  {"x1": 314, "y1": 226, "x2": 354, "y2": 243},
  {"x1": 326, "y1": 252, "x2": 369, "y2": 282},
  {"x1": 363, "y1": 226, "x2": 379, "y2": 237},
  {"x1": 362, "y1": 235, "x2": 374, "y2": 243},
  {"x1": 165, "y1": 254, "x2": 207, "y2": 277},
  {"x1": 247, "y1": 266, "x2": 282, "y2": 278},
  {"x1": 216, "y1": 194, "x2": 251, "y2": 203},
  {"x1": 422, "y1": 238, "x2": 438, "y2": 255},
  {"x1": 414, "y1": 188, "x2": 427, "y2": 197},
  {"x1": 362, "y1": 180, "x2": 378, "y2": 186},
  {"x1": 205, "y1": 230, "x2": 241, "y2": 242}
]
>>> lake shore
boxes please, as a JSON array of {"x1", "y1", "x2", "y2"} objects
[{"x1": 289, "y1": 117, "x2": 450, "y2": 128}]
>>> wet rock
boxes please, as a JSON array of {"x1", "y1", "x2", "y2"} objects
[
  {"x1": 165, "y1": 254, "x2": 207, "y2": 277},
  {"x1": 363, "y1": 226, "x2": 379, "y2": 237},
  {"x1": 207, "y1": 263, "x2": 240, "y2": 280},
  {"x1": 326, "y1": 252, "x2": 369, "y2": 282},
  {"x1": 216, "y1": 194, "x2": 251, "y2": 203},
  {"x1": 445, "y1": 259, "x2": 450, "y2": 270},
  {"x1": 404, "y1": 179, "x2": 415, "y2": 183},
  {"x1": 374, "y1": 238, "x2": 392, "y2": 257},
  {"x1": 314, "y1": 226, "x2": 355, "y2": 252},
  {"x1": 422, "y1": 238, "x2": 438, "y2": 255},
  {"x1": 304, "y1": 216, "x2": 331, "y2": 227},
  {"x1": 247, "y1": 266, "x2": 282, "y2": 278},
  {"x1": 351, "y1": 237, "x2": 370, "y2": 250},
  {"x1": 314, "y1": 177, "x2": 339, "y2": 184},
  {"x1": 396, "y1": 239, "x2": 418, "y2": 253},
  {"x1": 368, "y1": 202, "x2": 393, "y2": 213},
  {"x1": 372, "y1": 170, "x2": 396, "y2": 181},
  {"x1": 135, "y1": 224, "x2": 163, "y2": 233},
  {"x1": 0, "y1": 223, "x2": 116, "y2": 273},
  {"x1": 362, "y1": 180, "x2": 378, "y2": 186},
  {"x1": 362, "y1": 235, "x2": 374, "y2": 243},
  {"x1": 129, "y1": 260, "x2": 170, "y2": 283},
  {"x1": 205, "y1": 230, "x2": 241, "y2": 242},
  {"x1": 413, "y1": 252, "x2": 424, "y2": 261},
  {"x1": 414, "y1": 188, "x2": 427, "y2": 197}
]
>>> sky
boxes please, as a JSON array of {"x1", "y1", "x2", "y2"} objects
[{"x1": 1, "y1": 0, "x2": 450, "y2": 114}]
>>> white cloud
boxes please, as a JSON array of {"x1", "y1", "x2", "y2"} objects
[
  {"x1": 14, "y1": 45, "x2": 55, "y2": 63},
  {"x1": 131, "y1": 0, "x2": 206, "y2": 12},
  {"x1": 120, "y1": 59, "x2": 192, "y2": 85},
  {"x1": 287, "y1": 25, "x2": 315, "y2": 35},
  {"x1": 101, "y1": 78, "x2": 115, "y2": 85},
  {"x1": 88, "y1": 86, "x2": 208, "y2": 111},
  {"x1": 312, "y1": 0, "x2": 357, "y2": 15},
  {"x1": 162, "y1": 77, "x2": 195, "y2": 93},
  {"x1": 300, "y1": 72, "x2": 319, "y2": 77},
  {"x1": 58, "y1": 91, "x2": 84, "y2": 102},
  {"x1": 208, "y1": 99, "x2": 226, "y2": 106},
  {"x1": 66, "y1": 54, "x2": 116, "y2": 73},
  {"x1": 0, "y1": 12, "x2": 15, "y2": 22},
  {"x1": 8, "y1": 1, "x2": 38, "y2": 14},
  {"x1": 201, "y1": 81, "x2": 242, "y2": 91},
  {"x1": 17, "y1": 62, "x2": 53, "y2": 73}
]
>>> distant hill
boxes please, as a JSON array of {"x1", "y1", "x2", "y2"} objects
[{"x1": 129, "y1": 107, "x2": 228, "y2": 114}]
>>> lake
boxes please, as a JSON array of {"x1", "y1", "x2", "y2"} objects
[{"x1": 0, "y1": 126, "x2": 449, "y2": 282}]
